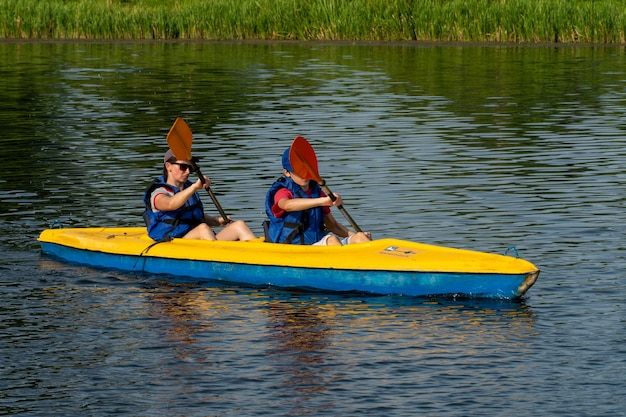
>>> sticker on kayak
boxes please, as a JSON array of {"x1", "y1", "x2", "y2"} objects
[{"x1": 381, "y1": 246, "x2": 416, "y2": 257}]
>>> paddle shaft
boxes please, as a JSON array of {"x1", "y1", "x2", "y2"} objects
[
  {"x1": 318, "y1": 180, "x2": 363, "y2": 233},
  {"x1": 190, "y1": 160, "x2": 231, "y2": 224}
]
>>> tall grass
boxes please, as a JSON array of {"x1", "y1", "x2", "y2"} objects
[{"x1": 1, "y1": 0, "x2": 625, "y2": 43}]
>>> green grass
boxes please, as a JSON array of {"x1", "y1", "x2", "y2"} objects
[{"x1": 1, "y1": 0, "x2": 625, "y2": 43}]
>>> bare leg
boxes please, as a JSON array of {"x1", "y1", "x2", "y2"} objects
[
  {"x1": 183, "y1": 223, "x2": 217, "y2": 240},
  {"x1": 216, "y1": 220, "x2": 256, "y2": 241}
]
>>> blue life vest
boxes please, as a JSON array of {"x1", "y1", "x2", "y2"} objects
[
  {"x1": 142, "y1": 176, "x2": 205, "y2": 241},
  {"x1": 264, "y1": 177, "x2": 326, "y2": 244}
]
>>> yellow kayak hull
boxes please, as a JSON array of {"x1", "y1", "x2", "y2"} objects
[{"x1": 38, "y1": 227, "x2": 539, "y2": 299}]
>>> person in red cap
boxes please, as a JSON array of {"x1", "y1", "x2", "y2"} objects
[{"x1": 142, "y1": 149, "x2": 256, "y2": 241}]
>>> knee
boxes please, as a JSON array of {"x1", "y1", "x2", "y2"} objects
[
  {"x1": 351, "y1": 232, "x2": 371, "y2": 243},
  {"x1": 232, "y1": 220, "x2": 251, "y2": 233},
  {"x1": 199, "y1": 223, "x2": 216, "y2": 240},
  {"x1": 229, "y1": 220, "x2": 255, "y2": 240},
  {"x1": 185, "y1": 223, "x2": 216, "y2": 240}
]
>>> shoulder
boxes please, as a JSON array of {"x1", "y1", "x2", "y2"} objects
[
  {"x1": 150, "y1": 186, "x2": 175, "y2": 209},
  {"x1": 274, "y1": 187, "x2": 293, "y2": 201},
  {"x1": 152, "y1": 185, "x2": 174, "y2": 196}
]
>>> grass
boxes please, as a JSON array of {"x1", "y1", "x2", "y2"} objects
[{"x1": 1, "y1": 0, "x2": 625, "y2": 43}]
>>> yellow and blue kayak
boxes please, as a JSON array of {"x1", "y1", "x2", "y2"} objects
[{"x1": 38, "y1": 227, "x2": 539, "y2": 299}]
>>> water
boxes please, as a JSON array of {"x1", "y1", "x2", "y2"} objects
[{"x1": 1, "y1": 42, "x2": 625, "y2": 416}]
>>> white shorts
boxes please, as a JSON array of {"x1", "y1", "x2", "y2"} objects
[{"x1": 313, "y1": 233, "x2": 351, "y2": 246}]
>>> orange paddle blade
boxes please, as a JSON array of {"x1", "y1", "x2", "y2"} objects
[
  {"x1": 166, "y1": 117, "x2": 193, "y2": 160},
  {"x1": 289, "y1": 136, "x2": 322, "y2": 182}
]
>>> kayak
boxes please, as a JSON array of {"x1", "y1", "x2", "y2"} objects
[{"x1": 38, "y1": 227, "x2": 539, "y2": 299}]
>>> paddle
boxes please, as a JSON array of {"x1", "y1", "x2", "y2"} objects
[
  {"x1": 289, "y1": 136, "x2": 363, "y2": 233},
  {"x1": 166, "y1": 117, "x2": 231, "y2": 223}
]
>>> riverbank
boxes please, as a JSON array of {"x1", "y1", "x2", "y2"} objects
[{"x1": 1, "y1": 0, "x2": 625, "y2": 43}]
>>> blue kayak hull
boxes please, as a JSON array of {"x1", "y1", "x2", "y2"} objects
[{"x1": 40, "y1": 241, "x2": 538, "y2": 299}]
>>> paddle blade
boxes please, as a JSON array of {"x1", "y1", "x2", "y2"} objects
[
  {"x1": 289, "y1": 136, "x2": 321, "y2": 182},
  {"x1": 166, "y1": 117, "x2": 193, "y2": 160}
]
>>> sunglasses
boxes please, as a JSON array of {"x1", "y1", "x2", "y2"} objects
[{"x1": 170, "y1": 162, "x2": 195, "y2": 172}]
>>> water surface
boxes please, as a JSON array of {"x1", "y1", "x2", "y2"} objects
[{"x1": 0, "y1": 41, "x2": 624, "y2": 416}]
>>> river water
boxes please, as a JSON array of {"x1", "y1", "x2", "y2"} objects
[{"x1": 0, "y1": 41, "x2": 624, "y2": 416}]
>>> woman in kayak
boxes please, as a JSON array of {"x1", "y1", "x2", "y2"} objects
[
  {"x1": 264, "y1": 147, "x2": 371, "y2": 246},
  {"x1": 143, "y1": 149, "x2": 256, "y2": 242}
]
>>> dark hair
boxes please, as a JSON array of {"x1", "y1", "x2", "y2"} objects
[{"x1": 162, "y1": 156, "x2": 176, "y2": 180}]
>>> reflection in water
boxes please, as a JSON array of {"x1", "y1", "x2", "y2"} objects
[
  {"x1": 261, "y1": 293, "x2": 536, "y2": 415},
  {"x1": 23, "y1": 255, "x2": 561, "y2": 417},
  {"x1": 145, "y1": 284, "x2": 217, "y2": 354},
  {"x1": 264, "y1": 296, "x2": 338, "y2": 415},
  {"x1": 333, "y1": 297, "x2": 538, "y2": 367}
]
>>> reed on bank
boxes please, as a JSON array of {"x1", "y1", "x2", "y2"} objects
[{"x1": 1, "y1": 0, "x2": 625, "y2": 43}]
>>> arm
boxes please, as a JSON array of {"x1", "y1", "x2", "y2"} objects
[
  {"x1": 323, "y1": 213, "x2": 351, "y2": 238},
  {"x1": 204, "y1": 214, "x2": 230, "y2": 227},
  {"x1": 154, "y1": 177, "x2": 209, "y2": 212},
  {"x1": 278, "y1": 191, "x2": 343, "y2": 212},
  {"x1": 278, "y1": 195, "x2": 334, "y2": 212}
]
